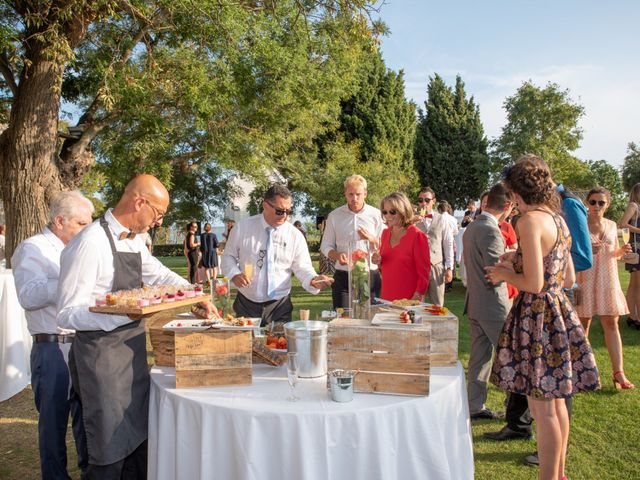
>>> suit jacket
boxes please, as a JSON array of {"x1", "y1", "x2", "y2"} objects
[
  {"x1": 416, "y1": 212, "x2": 444, "y2": 265},
  {"x1": 462, "y1": 214, "x2": 510, "y2": 322}
]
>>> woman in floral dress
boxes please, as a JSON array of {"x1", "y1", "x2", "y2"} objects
[{"x1": 486, "y1": 155, "x2": 600, "y2": 480}]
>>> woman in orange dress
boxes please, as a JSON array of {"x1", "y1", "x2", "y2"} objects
[
  {"x1": 576, "y1": 187, "x2": 635, "y2": 389},
  {"x1": 374, "y1": 192, "x2": 430, "y2": 301}
]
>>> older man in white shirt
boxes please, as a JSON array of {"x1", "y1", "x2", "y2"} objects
[
  {"x1": 12, "y1": 190, "x2": 94, "y2": 479},
  {"x1": 321, "y1": 174, "x2": 383, "y2": 309},
  {"x1": 222, "y1": 183, "x2": 333, "y2": 325},
  {"x1": 416, "y1": 187, "x2": 455, "y2": 306},
  {"x1": 57, "y1": 174, "x2": 217, "y2": 478}
]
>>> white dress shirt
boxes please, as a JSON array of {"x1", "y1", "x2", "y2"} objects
[
  {"x1": 421, "y1": 214, "x2": 455, "y2": 270},
  {"x1": 320, "y1": 204, "x2": 384, "y2": 272},
  {"x1": 12, "y1": 228, "x2": 73, "y2": 335},
  {"x1": 57, "y1": 209, "x2": 187, "y2": 332},
  {"x1": 221, "y1": 214, "x2": 319, "y2": 303}
]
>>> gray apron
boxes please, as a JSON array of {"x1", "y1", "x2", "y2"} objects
[{"x1": 69, "y1": 216, "x2": 148, "y2": 466}]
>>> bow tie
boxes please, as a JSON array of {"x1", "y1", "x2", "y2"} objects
[
  {"x1": 118, "y1": 230, "x2": 136, "y2": 241},
  {"x1": 425, "y1": 214, "x2": 433, "y2": 219}
]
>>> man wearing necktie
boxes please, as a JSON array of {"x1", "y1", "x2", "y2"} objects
[
  {"x1": 416, "y1": 187, "x2": 455, "y2": 306},
  {"x1": 222, "y1": 184, "x2": 334, "y2": 326}
]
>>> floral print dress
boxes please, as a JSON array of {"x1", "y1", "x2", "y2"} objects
[{"x1": 490, "y1": 212, "x2": 601, "y2": 399}]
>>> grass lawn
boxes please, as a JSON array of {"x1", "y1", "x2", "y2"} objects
[{"x1": 1, "y1": 257, "x2": 638, "y2": 479}]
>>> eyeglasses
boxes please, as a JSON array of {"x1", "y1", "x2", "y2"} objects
[
  {"x1": 418, "y1": 197, "x2": 433, "y2": 203},
  {"x1": 382, "y1": 209, "x2": 398, "y2": 216},
  {"x1": 265, "y1": 201, "x2": 293, "y2": 216},
  {"x1": 144, "y1": 199, "x2": 166, "y2": 221},
  {"x1": 588, "y1": 200, "x2": 606, "y2": 207},
  {"x1": 256, "y1": 249, "x2": 267, "y2": 269}
]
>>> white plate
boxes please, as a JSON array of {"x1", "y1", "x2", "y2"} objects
[
  {"x1": 163, "y1": 319, "x2": 214, "y2": 332},
  {"x1": 371, "y1": 312, "x2": 428, "y2": 327},
  {"x1": 164, "y1": 317, "x2": 261, "y2": 332}
]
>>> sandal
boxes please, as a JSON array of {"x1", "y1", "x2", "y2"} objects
[{"x1": 613, "y1": 371, "x2": 636, "y2": 390}]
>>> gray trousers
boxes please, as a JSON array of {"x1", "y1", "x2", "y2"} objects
[
  {"x1": 467, "y1": 316, "x2": 505, "y2": 413},
  {"x1": 427, "y1": 262, "x2": 445, "y2": 306}
]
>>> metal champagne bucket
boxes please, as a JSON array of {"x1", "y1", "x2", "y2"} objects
[
  {"x1": 329, "y1": 369, "x2": 358, "y2": 402},
  {"x1": 284, "y1": 320, "x2": 328, "y2": 378}
]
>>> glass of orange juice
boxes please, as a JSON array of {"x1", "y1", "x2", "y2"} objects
[{"x1": 244, "y1": 262, "x2": 254, "y2": 281}]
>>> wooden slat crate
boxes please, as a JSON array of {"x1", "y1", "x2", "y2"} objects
[
  {"x1": 327, "y1": 318, "x2": 431, "y2": 396},
  {"x1": 419, "y1": 315, "x2": 458, "y2": 367},
  {"x1": 148, "y1": 325, "x2": 175, "y2": 366},
  {"x1": 174, "y1": 330, "x2": 253, "y2": 388},
  {"x1": 368, "y1": 305, "x2": 459, "y2": 367}
]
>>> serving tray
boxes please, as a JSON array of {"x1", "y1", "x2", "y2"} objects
[{"x1": 89, "y1": 295, "x2": 205, "y2": 315}]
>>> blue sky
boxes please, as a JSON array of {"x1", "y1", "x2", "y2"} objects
[{"x1": 376, "y1": 0, "x2": 640, "y2": 166}]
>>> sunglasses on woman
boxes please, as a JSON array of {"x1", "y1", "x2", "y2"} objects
[
  {"x1": 588, "y1": 200, "x2": 606, "y2": 207},
  {"x1": 382, "y1": 209, "x2": 398, "y2": 215}
]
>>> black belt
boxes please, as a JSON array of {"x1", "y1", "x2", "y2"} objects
[{"x1": 33, "y1": 333, "x2": 75, "y2": 344}]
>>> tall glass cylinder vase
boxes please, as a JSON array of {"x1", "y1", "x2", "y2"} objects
[{"x1": 347, "y1": 240, "x2": 371, "y2": 320}]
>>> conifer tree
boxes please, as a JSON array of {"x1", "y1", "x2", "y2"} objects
[{"x1": 414, "y1": 74, "x2": 490, "y2": 209}]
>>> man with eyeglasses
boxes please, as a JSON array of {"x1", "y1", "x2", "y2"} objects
[
  {"x1": 320, "y1": 174, "x2": 384, "y2": 310},
  {"x1": 222, "y1": 183, "x2": 333, "y2": 325},
  {"x1": 416, "y1": 187, "x2": 455, "y2": 306},
  {"x1": 57, "y1": 174, "x2": 218, "y2": 478}
]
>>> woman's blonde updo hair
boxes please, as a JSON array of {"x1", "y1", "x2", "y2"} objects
[
  {"x1": 503, "y1": 154, "x2": 561, "y2": 212},
  {"x1": 380, "y1": 192, "x2": 416, "y2": 227}
]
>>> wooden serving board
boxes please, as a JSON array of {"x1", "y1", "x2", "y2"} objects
[{"x1": 89, "y1": 295, "x2": 206, "y2": 315}]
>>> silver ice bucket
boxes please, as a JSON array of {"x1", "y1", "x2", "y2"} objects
[
  {"x1": 284, "y1": 320, "x2": 327, "y2": 378},
  {"x1": 329, "y1": 369, "x2": 358, "y2": 402}
]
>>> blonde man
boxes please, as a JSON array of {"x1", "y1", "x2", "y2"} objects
[{"x1": 321, "y1": 174, "x2": 384, "y2": 309}]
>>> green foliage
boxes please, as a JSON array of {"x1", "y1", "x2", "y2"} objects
[
  {"x1": 584, "y1": 160, "x2": 626, "y2": 221},
  {"x1": 492, "y1": 81, "x2": 590, "y2": 188},
  {"x1": 1, "y1": 1, "x2": 383, "y2": 224},
  {"x1": 414, "y1": 74, "x2": 490, "y2": 209},
  {"x1": 297, "y1": 48, "x2": 417, "y2": 215},
  {"x1": 621, "y1": 142, "x2": 640, "y2": 191}
]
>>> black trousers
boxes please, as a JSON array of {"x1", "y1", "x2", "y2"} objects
[
  {"x1": 187, "y1": 250, "x2": 199, "y2": 283},
  {"x1": 331, "y1": 269, "x2": 382, "y2": 310},
  {"x1": 506, "y1": 394, "x2": 573, "y2": 433},
  {"x1": 233, "y1": 291, "x2": 293, "y2": 326},
  {"x1": 85, "y1": 440, "x2": 147, "y2": 480}
]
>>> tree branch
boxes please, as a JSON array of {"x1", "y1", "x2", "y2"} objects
[{"x1": 0, "y1": 51, "x2": 19, "y2": 96}]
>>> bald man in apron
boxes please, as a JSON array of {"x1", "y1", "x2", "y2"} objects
[{"x1": 57, "y1": 175, "x2": 218, "y2": 478}]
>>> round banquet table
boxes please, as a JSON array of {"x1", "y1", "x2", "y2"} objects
[
  {"x1": 149, "y1": 362, "x2": 474, "y2": 480},
  {"x1": 0, "y1": 270, "x2": 32, "y2": 402}
]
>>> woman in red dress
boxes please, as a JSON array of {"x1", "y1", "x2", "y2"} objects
[{"x1": 374, "y1": 192, "x2": 430, "y2": 301}]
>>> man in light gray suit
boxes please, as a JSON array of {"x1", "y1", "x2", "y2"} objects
[
  {"x1": 416, "y1": 187, "x2": 454, "y2": 306},
  {"x1": 463, "y1": 184, "x2": 512, "y2": 420}
]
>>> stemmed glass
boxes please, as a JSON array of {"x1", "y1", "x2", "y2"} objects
[{"x1": 286, "y1": 352, "x2": 299, "y2": 402}]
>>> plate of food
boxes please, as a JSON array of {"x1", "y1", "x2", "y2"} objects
[
  {"x1": 163, "y1": 315, "x2": 261, "y2": 332},
  {"x1": 410, "y1": 304, "x2": 452, "y2": 317},
  {"x1": 209, "y1": 316, "x2": 261, "y2": 331},
  {"x1": 371, "y1": 312, "x2": 429, "y2": 326},
  {"x1": 162, "y1": 319, "x2": 215, "y2": 332}
]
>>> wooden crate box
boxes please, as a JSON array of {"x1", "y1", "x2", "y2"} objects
[
  {"x1": 420, "y1": 315, "x2": 458, "y2": 367},
  {"x1": 148, "y1": 325, "x2": 175, "y2": 366},
  {"x1": 327, "y1": 318, "x2": 430, "y2": 396},
  {"x1": 174, "y1": 330, "x2": 253, "y2": 388},
  {"x1": 368, "y1": 305, "x2": 459, "y2": 367}
]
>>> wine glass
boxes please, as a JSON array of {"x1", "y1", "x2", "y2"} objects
[
  {"x1": 286, "y1": 352, "x2": 299, "y2": 402},
  {"x1": 622, "y1": 228, "x2": 630, "y2": 245}
]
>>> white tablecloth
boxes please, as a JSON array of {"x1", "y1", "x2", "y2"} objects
[
  {"x1": 0, "y1": 270, "x2": 31, "y2": 401},
  {"x1": 149, "y1": 362, "x2": 474, "y2": 480}
]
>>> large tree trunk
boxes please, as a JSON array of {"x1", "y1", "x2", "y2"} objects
[{"x1": 0, "y1": 45, "x2": 64, "y2": 267}]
